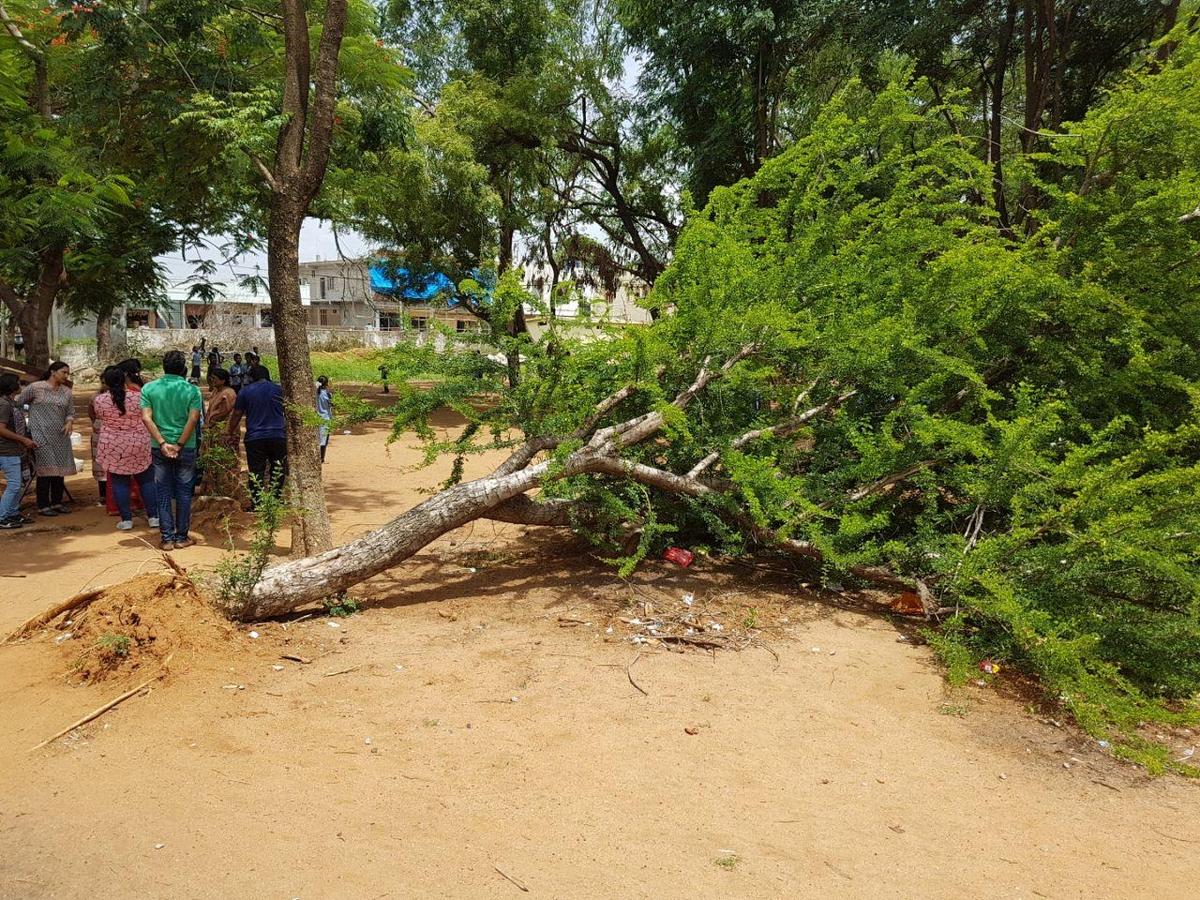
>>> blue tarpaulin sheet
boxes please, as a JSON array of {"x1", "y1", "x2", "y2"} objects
[{"x1": 369, "y1": 265, "x2": 457, "y2": 302}]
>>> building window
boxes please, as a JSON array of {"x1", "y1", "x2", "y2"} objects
[
  {"x1": 410, "y1": 316, "x2": 428, "y2": 332},
  {"x1": 378, "y1": 312, "x2": 404, "y2": 331},
  {"x1": 319, "y1": 277, "x2": 326, "y2": 299},
  {"x1": 126, "y1": 310, "x2": 151, "y2": 329},
  {"x1": 259, "y1": 310, "x2": 273, "y2": 328},
  {"x1": 318, "y1": 307, "x2": 338, "y2": 326}
]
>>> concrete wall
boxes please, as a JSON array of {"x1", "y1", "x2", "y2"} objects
[{"x1": 128, "y1": 326, "x2": 452, "y2": 355}]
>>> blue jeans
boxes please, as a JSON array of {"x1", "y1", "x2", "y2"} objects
[
  {"x1": 152, "y1": 447, "x2": 196, "y2": 542},
  {"x1": 0, "y1": 455, "x2": 22, "y2": 520},
  {"x1": 109, "y1": 467, "x2": 157, "y2": 523}
]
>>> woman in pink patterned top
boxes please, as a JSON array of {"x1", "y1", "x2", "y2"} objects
[{"x1": 93, "y1": 367, "x2": 158, "y2": 530}]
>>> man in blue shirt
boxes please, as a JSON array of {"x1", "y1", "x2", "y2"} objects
[{"x1": 228, "y1": 364, "x2": 287, "y2": 509}]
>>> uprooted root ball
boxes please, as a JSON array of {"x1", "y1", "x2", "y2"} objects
[{"x1": 54, "y1": 574, "x2": 235, "y2": 683}]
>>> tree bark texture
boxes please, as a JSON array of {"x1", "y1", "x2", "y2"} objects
[
  {"x1": 259, "y1": 0, "x2": 349, "y2": 557},
  {"x1": 95, "y1": 310, "x2": 111, "y2": 365},
  {"x1": 267, "y1": 202, "x2": 333, "y2": 556},
  {"x1": 988, "y1": 0, "x2": 1019, "y2": 239},
  {"x1": 0, "y1": 247, "x2": 66, "y2": 372}
]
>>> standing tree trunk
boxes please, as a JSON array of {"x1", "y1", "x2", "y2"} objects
[
  {"x1": 252, "y1": 0, "x2": 350, "y2": 556},
  {"x1": 267, "y1": 194, "x2": 331, "y2": 555},
  {"x1": 95, "y1": 309, "x2": 111, "y2": 365},
  {"x1": 0, "y1": 246, "x2": 66, "y2": 372},
  {"x1": 986, "y1": 0, "x2": 1018, "y2": 239},
  {"x1": 0, "y1": 7, "x2": 65, "y2": 371},
  {"x1": 16, "y1": 299, "x2": 53, "y2": 372}
]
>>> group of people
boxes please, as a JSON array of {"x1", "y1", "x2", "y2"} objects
[
  {"x1": 189, "y1": 344, "x2": 262, "y2": 390},
  {"x1": 0, "y1": 349, "x2": 335, "y2": 549}
]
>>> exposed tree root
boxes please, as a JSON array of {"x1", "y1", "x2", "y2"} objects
[{"x1": 4, "y1": 586, "x2": 112, "y2": 644}]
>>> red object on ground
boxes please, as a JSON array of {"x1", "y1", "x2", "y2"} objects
[
  {"x1": 104, "y1": 479, "x2": 145, "y2": 517},
  {"x1": 663, "y1": 547, "x2": 694, "y2": 567}
]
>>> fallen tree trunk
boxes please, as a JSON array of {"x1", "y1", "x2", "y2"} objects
[
  {"x1": 232, "y1": 350, "x2": 917, "y2": 620},
  {"x1": 482, "y1": 495, "x2": 580, "y2": 527},
  {"x1": 235, "y1": 459, "x2": 559, "y2": 619}
]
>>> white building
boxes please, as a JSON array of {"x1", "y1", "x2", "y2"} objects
[{"x1": 296, "y1": 257, "x2": 653, "y2": 337}]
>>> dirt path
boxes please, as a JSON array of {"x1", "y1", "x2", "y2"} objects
[{"x1": 1, "y1": 392, "x2": 1196, "y2": 899}]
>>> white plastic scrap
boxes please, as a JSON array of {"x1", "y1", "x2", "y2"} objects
[
  {"x1": 682, "y1": 593, "x2": 695, "y2": 606},
  {"x1": 248, "y1": 631, "x2": 260, "y2": 639}
]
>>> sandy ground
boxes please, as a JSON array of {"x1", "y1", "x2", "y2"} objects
[{"x1": 0, "y1": 389, "x2": 1197, "y2": 899}]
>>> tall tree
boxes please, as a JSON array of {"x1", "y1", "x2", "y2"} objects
[
  {"x1": 176, "y1": 0, "x2": 405, "y2": 555},
  {"x1": 0, "y1": 2, "x2": 151, "y2": 369},
  {"x1": 617, "y1": 0, "x2": 830, "y2": 203},
  {"x1": 0, "y1": 0, "x2": 249, "y2": 368},
  {"x1": 248, "y1": 0, "x2": 351, "y2": 556}
]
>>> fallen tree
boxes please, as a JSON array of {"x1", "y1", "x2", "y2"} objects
[
  {"x1": 219, "y1": 62, "x2": 1200, "y2": 769},
  {"x1": 229, "y1": 345, "x2": 901, "y2": 619}
]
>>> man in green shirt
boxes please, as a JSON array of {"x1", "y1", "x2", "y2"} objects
[{"x1": 140, "y1": 350, "x2": 203, "y2": 550}]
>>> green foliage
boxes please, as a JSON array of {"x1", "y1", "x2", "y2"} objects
[
  {"x1": 638, "y1": 62, "x2": 1198, "y2": 755},
  {"x1": 214, "y1": 486, "x2": 286, "y2": 609},
  {"x1": 95, "y1": 632, "x2": 132, "y2": 659},
  {"x1": 385, "y1": 41, "x2": 1200, "y2": 763},
  {"x1": 323, "y1": 595, "x2": 362, "y2": 618}
]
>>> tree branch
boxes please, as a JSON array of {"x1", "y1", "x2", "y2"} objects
[
  {"x1": 687, "y1": 389, "x2": 857, "y2": 478},
  {"x1": 482, "y1": 495, "x2": 585, "y2": 527},
  {"x1": 0, "y1": 278, "x2": 20, "y2": 317},
  {"x1": 244, "y1": 148, "x2": 280, "y2": 193},
  {"x1": 0, "y1": 1, "x2": 42, "y2": 59},
  {"x1": 591, "y1": 344, "x2": 757, "y2": 452},
  {"x1": 846, "y1": 461, "x2": 934, "y2": 503},
  {"x1": 301, "y1": 0, "x2": 349, "y2": 199},
  {"x1": 582, "y1": 455, "x2": 915, "y2": 592},
  {"x1": 275, "y1": 0, "x2": 312, "y2": 180},
  {"x1": 586, "y1": 456, "x2": 716, "y2": 497}
]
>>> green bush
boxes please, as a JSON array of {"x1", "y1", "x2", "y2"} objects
[{"x1": 633, "y1": 64, "x2": 1200, "y2": 762}]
